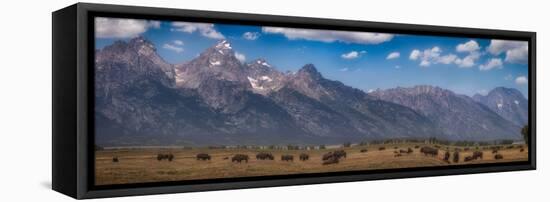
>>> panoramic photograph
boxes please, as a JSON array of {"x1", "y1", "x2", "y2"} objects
[{"x1": 93, "y1": 17, "x2": 529, "y2": 186}]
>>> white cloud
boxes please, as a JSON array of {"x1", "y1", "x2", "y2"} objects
[
  {"x1": 339, "y1": 67, "x2": 349, "y2": 72},
  {"x1": 95, "y1": 17, "x2": 160, "y2": 38},
  {"x1": 173, "y1": 40, "x2": 184, "y2": 46},
  {"x1": 438, "y1": 54, "x2": 458, "y2": 64},
  {"x1": 386, "y1": 52, "x2": 400, "y2": 60},
  {"x1": 409, "y1": 46, "x2": 458, "y2": 67},
  {"x1": 487, "y1": 40, "x2": 528, "y2": 64},
  {"x1": 454, "y1": 52, "x2": 480, "y2": 68},
  {"x1": 409, "y1": 50, "x2": 421, "y2": 60},
  {"x1": 479, "y1": 58, "x2": 503, "y2": 71},
  {"x1": 515, "y1": 76, "x2": 528, "y2": 85},
  {"x1": 262, "y1": 27, "x2": 393, "y2": 44},
  {"x1": 395, "y1": 65, "x2": 401, "y2": 69},
  {"x1": 456, "y1": 40, "x2": 480, "y2": 53},
  {"x1": 234, "y1": 52, "x2": 246, "y2": 63},
  {"x1": 171, "y1": 22, "x2": 225, "y2": 39},
  {"x1": 243, "y1": 32, "x2": 260, "y2": 40},
  {"x1": 163, "y1": 43, "x2": 183, "y2": 53},
  {"x1": 341, "y1": 51, "x2": 361, "y2": 59}
]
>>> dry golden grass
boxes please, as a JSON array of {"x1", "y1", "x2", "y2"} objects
[{"x1": 95, "y1": 144, "x2": 528, "y2": 185}]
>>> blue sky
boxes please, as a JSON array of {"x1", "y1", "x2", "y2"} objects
[{"x1": 95, "y1": 17, "x2": 529, "y2": 97}]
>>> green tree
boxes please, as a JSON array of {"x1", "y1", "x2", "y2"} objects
[{"x1": 521, "y1": 125, "x2": 529, "y2": 143}]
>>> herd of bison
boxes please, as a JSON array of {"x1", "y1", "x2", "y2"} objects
[{"x1": 110, "y1": 144, "x2": 525, "y2": 165}]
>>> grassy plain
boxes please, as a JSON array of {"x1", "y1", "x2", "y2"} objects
[{"x1": 95, "y1": 144, "x2": 528, "y2": 185}]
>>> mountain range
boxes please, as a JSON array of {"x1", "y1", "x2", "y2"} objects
[{"x1": 94, "y1": 37, "x2": 526, "y2": 146}]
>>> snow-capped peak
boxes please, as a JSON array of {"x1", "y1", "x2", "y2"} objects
[{"x1": 215, "y1": 40, "x2": 232, "y2": 50}]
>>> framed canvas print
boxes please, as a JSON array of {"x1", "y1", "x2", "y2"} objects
[{"x1": 52, "y1": 3, "x2": 536, "y2": 199}]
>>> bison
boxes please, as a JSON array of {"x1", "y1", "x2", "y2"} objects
[
  {"x1": 494, "y1": 154, "x2": 504, "y2": 160},
  {"x1": 196, "y1": 153, "x2": 211, "y2": 161},
  {"x1": 360, "y1": 149, "x2": 368, "y2": 153},
  {"x1": 281, "y1": 154, "x2": 294, "y2": 162},
  {"x1": 420, "y1": 146, "x2": 438, "y2": 157},
  {"x1": 232, "y1": 154, "x2": 249, "y2": 163},
  {"x1": 112, "y1": 157, "x2": 119, "y2": 163},
  {"x1": 464, "y1": 156, "x2": 474, "y2": 162},
  {"x1": 452, "y1": 151, "x2": 460, "y2": 163},
  {"x1": 472, "y1": 151, "x2": 483, "y2": 160},
  {"x1": 443, "y1": 151, "x2": 450, "y2": 163},
  {"x1": 256, "y1": 152, "x2": 274, "y2": 160},
  {"x1": 299, "y1": 153, "x2": 309, "y2": 161},
  {"x1": 157, "y1": 153, "x2": 174, "y2": 161},
  {"x1": 322, "y1": 156, "x2": 339, "y2": 165},
  {"x1": 378, "y1": 147, "x2": 386, "y2": 151},
  {"x1": 520, "y1": 148, "x2": 525, "y2": 152}
]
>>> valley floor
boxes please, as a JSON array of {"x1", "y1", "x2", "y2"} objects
[{"x1": 95, "y1": 144, "x2": 528, "y2": 185}]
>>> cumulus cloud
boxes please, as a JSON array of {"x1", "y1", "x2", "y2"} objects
[
  {"x1": 386, "y1": 52, "x2": 400, "y2": 60},
  {"x1": 454, "y1": 52, "x2": 480, "y2": 68},
  {"x1": 173, "y1": 40, "x2": 184, "y2": 46},
  {"x1": 409, "y1": 50, "x2": 421, "y2": 60},
  {"x1": 171, "y1": 22, "x2": 225, "y2": 39},
  {"x1": 262, "y1": 27, "x2": 393, "y2": 44},
  {"x1": 242, "y1": 32, "x2": 260, "y2": 40},
  {"x1": 234, "y1": 52, "x2": 246, "y2": 63},
  {"x1": 515, "y1": 76, "x2": 528, "y2": 85},
  {"x1": 341, "y1": 51, "x2": 361, "y2": 59},
  {"x1": 487, "y1": 40, "x2": 528, "y2": 64},
  {"x1": 456, "y1": 40, "x2": 480, "y2": 53},
  {"x1": 95, "y1": 17, "x2": 160, "y2": 38},
  {"x1": 163, "y1": 43, "x2": 183, "y2": 53},
  {"x1": 409, "y1": 47, "x2": 458, "y2": 67},
  {"x1": 479, "y1": 58, "x2": 503, "y2": 71}
]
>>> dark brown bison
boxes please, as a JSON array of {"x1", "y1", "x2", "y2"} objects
[
  {"x1": 443, "y1": 151, "x2": 450, "y2": 163},
  {"x1": 464, "y1": 156, "x2": 474, "y2": 162},
  {"x1": 281, "y1": 154, "x2": 294, "y2": 162},
  {"x1": 196, "y1": 153, "x2": 211, "y2": 161},
  {"x1": 420, "y1": 146, "x2": 438, "y2": 157},
  {"x1": 492, "y1": 149, "x2": 499, "y2": 154},
  {"x1": 112, "y1": 157, "x2": 119, "y2": 163},
  {"x1": 333, "y1": 150, "x2": 347, "y2": 159},
  {"x1": 360, "y1": 149, "x2": 368, "y2": 153},
  {"x1": 494, "y1": 154, "x2": 504, "y2": 160},
  {"x1": 407, "y1": 148, "x2": 413, "y2": 153},
  {"x1": 520, "y1": 148, "x2": 525, "y2": 152},
  {"x1": 223, "y1": 157, "x2": 229, "y2": 160},
  {"x1": 322, "y1": 156, "x2": 339, "y2": 165},
  {"x1": 299, "y1": 153, "x2": 309, "y2": 161},
  {"x1": 378, "y1": 147, "x2": 386, "y2": 151},
  {"x1": 452, "y1": 151, "x2": 460, "y2": 163},
  {"x1": 394, "y1": 153, "x2": 403, "y2": 157},
  {"x1": 256, "y1": 152, "x2": 274, "y2": 160},
  {"x1": 472, "y1": 151, "x2": 483, "y2": 160},
  {"x1": 232, "y1": 154, "x2": 249, "y2": 163},
  {"x1": 157, "y1": 153, "x2": 174, "y2": 161}
]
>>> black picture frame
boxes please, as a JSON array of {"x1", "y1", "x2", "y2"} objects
[{"x1": 52, "y1": 3, "x2": 536, "y2": 199}]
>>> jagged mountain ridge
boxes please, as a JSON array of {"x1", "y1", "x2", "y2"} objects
[
  {"x1": 94, "y1": 37, "x2": 524, "y2": 146},
  {"x1": 472, "y1": 87, "x2": 528, "y2": 126},
  {"x1": 369, "y1": 86, "x2": 521, "y2": 141}
]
